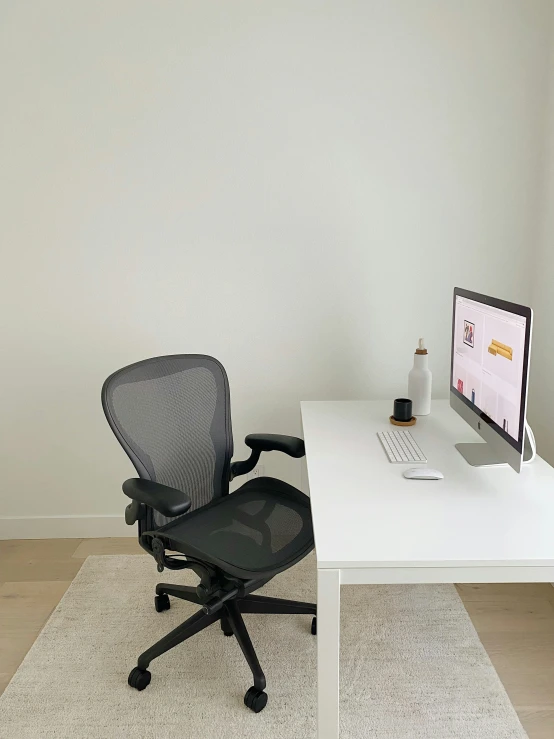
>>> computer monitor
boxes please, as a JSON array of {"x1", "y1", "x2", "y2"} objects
[{"x1": 450, "y1": 287, "x2": 532, "y2": 472}]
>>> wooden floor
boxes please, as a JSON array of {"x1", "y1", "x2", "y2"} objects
[{"x1": 1, "y1": 539, "x2": 554, "y2": 737}]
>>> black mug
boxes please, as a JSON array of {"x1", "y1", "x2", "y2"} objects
[{"x1": 393, "y1": 398, "x2": 412, "y2": 422}]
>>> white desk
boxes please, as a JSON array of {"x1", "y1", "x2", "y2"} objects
[{"x1": 300, "y1": 400, "x2": 554, "y2": 739}]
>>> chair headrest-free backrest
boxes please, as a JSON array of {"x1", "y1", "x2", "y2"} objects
[{"x1": 102, "y1": 355, "x2": 233, "y2": 526}]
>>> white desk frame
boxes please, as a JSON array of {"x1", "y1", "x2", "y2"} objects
[{"x1": 300, "y1": 400, "x2": 554, "y2": 739}]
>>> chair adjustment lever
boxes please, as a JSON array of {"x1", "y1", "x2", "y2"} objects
[
  {"x1": 125, "y1": 500, "x2": 146, "y2": 525},
  {"x1": 151, "y1": 537, "x2": 166, "y2": 573},
  {"x1": 202, "y1": 588, "x2": 240, "y2": 616}
]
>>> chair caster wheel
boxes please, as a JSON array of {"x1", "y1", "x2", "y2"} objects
[
  {"x1": 244, "y1": 686, "x2": 268, "y2": 713},
  {"x1": 128, "y1": 667, "x2": 151, "y2": 691},
  {"x1": 221, "y1": 618, "x2": 233, "y2": 636},
  {"x1": 155, "y1": 593, "x2": 170, "y2": 612},
  {"x1": 311, "y1": 617, "x2": 317, "y2": 635}
]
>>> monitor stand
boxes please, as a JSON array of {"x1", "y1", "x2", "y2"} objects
[
  {"x1": 454, "y1": 443, "x2": 508, "y2": 468},
  {"x1": 455, "y1": 424, "x2": 535, "y2": 468}
]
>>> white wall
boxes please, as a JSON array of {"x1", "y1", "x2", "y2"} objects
[
  {"x1": 529, "y1": 4, "x2": 554, "y2": 466},
  {"x1": 1, "y1": 1, "x2": 551, "y2": 536}
]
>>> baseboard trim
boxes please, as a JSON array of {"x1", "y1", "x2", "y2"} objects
[{"x1": 0, "y1": 515, "x2": 134, "y2": 540}]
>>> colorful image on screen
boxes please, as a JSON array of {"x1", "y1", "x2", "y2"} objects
[{"x1": 452, "y1": 296, "x2": 527, "y2": 442}]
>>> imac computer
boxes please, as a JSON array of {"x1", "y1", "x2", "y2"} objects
[{"x1": 450, "y1": 287, "x2": 533, "y2": 472}]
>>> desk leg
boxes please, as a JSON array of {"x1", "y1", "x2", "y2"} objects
[{"x1": 317, "y1": 568, "x2": 341, "y2": 739}]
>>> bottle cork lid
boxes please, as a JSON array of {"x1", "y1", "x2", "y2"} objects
[{"x1": 415, "y1": 337, "x2": 428, "y2": 355}]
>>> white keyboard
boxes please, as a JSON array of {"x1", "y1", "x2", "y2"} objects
[{"x1": 377, "y1": 430, "x2": 427, "y2": 464}]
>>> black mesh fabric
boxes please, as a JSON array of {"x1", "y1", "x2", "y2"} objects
[
  {"x1": 152, "y1": 477, "x2": 314, "y2": 577},
  {"x1": 102, "y1": 355, "x2": 232, "y2": 527}
]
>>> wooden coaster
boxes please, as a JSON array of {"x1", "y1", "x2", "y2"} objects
[{"x1": 389, "y1": 415, "x2": 417, "y2": 427}]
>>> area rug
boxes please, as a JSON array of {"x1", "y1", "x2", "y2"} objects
[{"x1": 0, "y1": 554, "x2": 527, "y2": 738}]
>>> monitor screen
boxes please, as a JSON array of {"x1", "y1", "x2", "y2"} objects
[{"x1": 452, "y1": 293, "x2": 527, "y2": 443}]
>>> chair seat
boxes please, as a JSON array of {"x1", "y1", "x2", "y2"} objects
[{"x1": 149, "y1": 477, "x2": 314, "y2": 580}]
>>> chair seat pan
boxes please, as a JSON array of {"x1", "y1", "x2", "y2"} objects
[{"x1": 150, "y1": 477, "x2": 314, "y2": 580}]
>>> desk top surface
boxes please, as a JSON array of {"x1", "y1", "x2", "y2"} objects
[{"x1": 301, "y1": 400, "x2": 554, "y2": 570}]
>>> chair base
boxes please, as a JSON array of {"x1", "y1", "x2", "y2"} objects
[{"x1": 129, "y1": 586, "x2": 317, "y2": 712}]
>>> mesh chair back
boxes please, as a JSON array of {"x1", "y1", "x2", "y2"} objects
[{"x1": 102, "y1": 355, "x2": 233, "y2": 527}]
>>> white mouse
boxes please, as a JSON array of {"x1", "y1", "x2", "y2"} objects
[{"x1": 403, "y1": 467, "x2": 444, "y2": 480}]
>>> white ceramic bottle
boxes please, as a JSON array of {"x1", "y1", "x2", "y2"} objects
[{"x1": 408, "y1": 338, "x2": 432, "y2": 415}]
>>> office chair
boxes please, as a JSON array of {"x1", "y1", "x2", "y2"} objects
[{"x1": 102, "y1": 354, "x2": 315, "y2": 713}]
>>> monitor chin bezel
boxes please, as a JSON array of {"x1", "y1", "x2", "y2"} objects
[{"x1": 450, "y1": 391, "x2": 523, "y2": 472}]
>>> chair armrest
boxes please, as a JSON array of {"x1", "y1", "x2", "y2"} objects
[
  {"x1": 230, "y1": 434, "x2": 305, "y2": 479},
  {"x1": 122, "y1": 479, "x2": 191, "y2": 518},
  {"x1": 245, "y1": 434, "x2": 305, "y2": 458}
]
